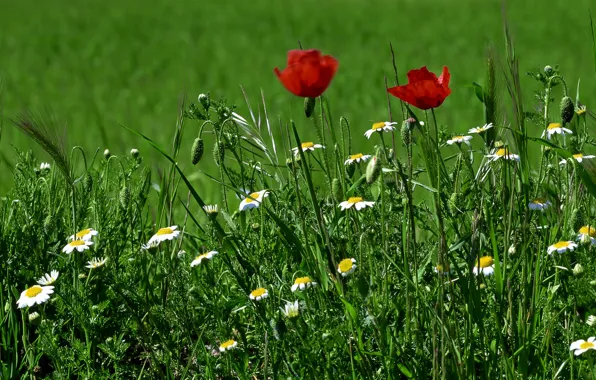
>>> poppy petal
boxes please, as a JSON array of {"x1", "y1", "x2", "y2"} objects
[
  {"x1": 406, "y1": 67, "x2": 437, "y2": 83},
  {"x1": 438, "y1": 66, "x2": 451, "y2": 88}
]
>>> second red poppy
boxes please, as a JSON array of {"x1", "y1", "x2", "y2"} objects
[
  {"x1": 387, "y1": 66, "x2": 451, "y2": 110},
  {"x1": 274, "y1": 49, "x2": 339, "y2": 98}
]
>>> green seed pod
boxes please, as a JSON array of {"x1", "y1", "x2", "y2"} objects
[
  {"x1": 366, "y1": 156, "x2": 381, "y2": 184},
  {"x1": 119, "y1": 186, "x2": 130, "y2": 209},
  {"x1": 569, "y1": 208, "x2": 585, "y2": 231},
  {"x1": 560, "y1": 96, "x2": 574, "y2": 125},
  {"x1": 84, "y1": 173, "x2": 93, "y2": 193},
  {"x1": 191, "y1": 137, "x2": 204, "y2": 165},
  {"x1": 251, "y1": 223, "x2": 260, "y2": 231},
  {"x1": 401, "y1": 120, "x2": 412, "y2": 145},
  {"x1": 43, "y1": 214, "x2": 55, "y2": 235},
  {"x1": 331, "y1": 178, "x2": 343, "y2": 202},
  {"x1": 213, "y1": 141, "x2": 225, "y2": 166},
  {"x1": 304, "y1": 97, "x2": 316, "y2": 118},
  {"x1": 345, "y1": 163, "x2": 355, "y2": 178}
]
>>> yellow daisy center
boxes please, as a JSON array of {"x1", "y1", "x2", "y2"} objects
[
  {"x1": 476, "y1": 256, "x2": 494, "y2": 268},
  {"x1": 245, "y1": 192, "x2": 262, "y2": 203},
  {"x1": 573, "y1": 154, "x2": 583, "y2": 159},
  {"x1": 294, "y1": 276, "x2": 312, "y2": 285},
  {"x1": 531, "y1": 198, "x2": 547, "y2": 204},
  {"x1": 547, "y1": 123, "x2": 561, "y2": 130},
  {"x1": 196, "y1": 253, "x2": 209, "y2": 261},
  {"x1": 476, "y1": 127, "x2": 486, "y2": 132},
  {"x1": 347, "y1": 197, "x2": 363, "y2": 204},
  {"x1": 452, "y1": 136, "x2": 464, "y2": 140},
  {"x1": 251, "y1": 288, "x2": 267, "y2": 297},
  {"x1": 70, "y1": 240, "x2": 86, "y2": 246},
  {"x1": 495, "y1": 148, "x2": 507, "y2": 157},
  {"x1": 577, "y1": 108, "x2": 586, "y2": 115},
  {"x1": 76, "y1": 228, "x2": 92, "y2": 239},
  {"x1": 25, "y1": 285, "x2": 43, "y2": 298},
  {"x1": 349, "y1": 153, "x2": 363, "y2": 160},
  {"x1": 338, "y1": 259, "x2": 354, "y2": 273},
  {"x1": 301, "y1": 142, "x2": 314, "y2": 149},
  {"x1": 220, "y1": 339, "x2": 236, "y2": 349},
  {"x1": 156, "y1": 227, "x2": 174, "y2": 235},
  {"x1": 579, "y1": 226, "x2": 596, "y2": 237},
  {"x1": 581, "y1": 341, "x2": 595, "y2": 349},
  {"x1": 552, "y1": 241, "x2": 570, "y2": 249},
  {"x1": 436, "y1": 264, "x2": 450, "y2": 272},
  {"x1": 372, "y1": 122, "x2": 386, "y2": 130}
]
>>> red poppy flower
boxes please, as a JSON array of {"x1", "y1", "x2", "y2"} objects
[
  {"x1": 387, "y1": 66, "x2": 451, "y2": 110},
  {"x1": 274, "y1": 49, "x2": 339, "y2": 98}
]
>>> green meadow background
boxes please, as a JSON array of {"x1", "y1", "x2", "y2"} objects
[{"x1": 0, "y1": 0, "x2": 595, "y2": 192}]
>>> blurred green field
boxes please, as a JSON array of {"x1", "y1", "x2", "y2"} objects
[{"x1": 1, "y1": 0, "x2": 595, "y2": 192}]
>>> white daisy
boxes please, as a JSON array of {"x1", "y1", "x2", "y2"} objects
[
  {"x1": 37, "y1": 270, "x2": 59, "y2": 285},
  {"x1": 486, "y1": 148, "x2": 520, "y2": 162},
  {"x1": 570, "y1": 337, "x2": 596, "y2": 356},
  {"x1": 364, "y1": 121, "x2": 397, "y2": 139},
  {"x1": 219, "y1": 339, "x2": 238, "y2": 352},
  {"x1": 291, "y1": 142, "x2": 324, "y2": 155},
  {"x1": 576, "y1": 105, "x2": 587, "y2": 116},
  {"x1": 238, "y1": 190, "x2": 269, "y2": 211},
  {"x1": 69, "y1": 228, "x2": 98, "y2": 241},
  {"x1": 147, "y1": 226, "x2": 180, "y2": 247},
  {"x1": 291, "y1": 276, "x2": 317, "y2": 292},
  {"x1": 62, "y1": 239, "x2": 93, "y2": 254},
  {"x1": 528, "y1": 198, "x2": 551, "y2": 211},
  {"x1": 577, "y1": 226, "x2": 596, "y2": 245},
  {"x1": 542, "y1": 123, "x2": 572, "y2": 140},
  {"x1": 338, "y1": 197, "x2": 375, "y2": 211},
  {"x1": 190, "y1": 251, "x2": 218, "y2": 267},
  {"x1": 249, "y1": 287, "x2": 269, "y2": 301},
  {"x1": 281, "y1": 301, "x2": 300, "y2": 318},
  {"x1": 337, "y1": 258, "x2": 357, "y2": 277},
  {"x1": 203, "y1": 204, "x2": 219, "y2": 218},
  {"x1": 468, "y1": 123, "x2": 493, "y2": 134},
  {"x1": 446, "y1": 135, "x2": 473, "y2": 145},
  {"x1": 560, "y1": 153, "x2": 596, "y2": 165},
  {"x1": 547, "y1": 241, "x2": 578, "y2": 255},
  {"x1": 16, "y1": 285, "x2": 54, "y2": 309},
  {"x1": 86, "y1": 257, "x2": 108, "y2": 269},
  {"x1": 344, "y1": 153, "x2": 372, "y2": 165},
  {"x1": 40, "y1": 162, "x2": 51, "y2": 170},
  {"x1": 473, "y1": 256, "x2": 495, "y2": 276}
]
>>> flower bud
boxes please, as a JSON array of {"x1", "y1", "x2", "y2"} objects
[
  {"x1": 198, "y1": 93, "x2": 210, "y2": 111},
  {"x1": 560, "y1": 96, "x2": 574, "y2": 125},
  {"x1": 251, "y1": 223, "x2": 260, "y2": 231},
  {"x1": 191, "y1": 137, "x2": 204, "y2": 165},
  {"x1": 84, "y1": 173, "x2": 93, "y2": 193},
  {"x1": 332, "y1": 178, "x2": 343, "y2": 202},
  {"x1": 508, "y1": 244, "x2": 516, "y2": 255},
  {"x1": 366, "y1": 156, "x2": 381, "y2": 184},
  {"x1": 213, "y1": 141, "x2": 225, "y2": 166},
  {"x1": 544, "y1": 65, "x2": 554, "y2": 77},
  {"x1": 573, "y1": 263, "x2": 584, "y2": 276},
  {"x1": 587, "y1": 315, "x2": 596, "y2": 326},
  {"x1": 304, "y1": 97, "x2": 316, "y2": 118},
  {"x1": 130, "y1": 148, "x2": 140, "y2": 159},
  {"x1": 119, "y1": 186, "x2": 130, "y2": 209},
  {"x1": 103, "y1": 149, "x2": 111, "y2": 160}
]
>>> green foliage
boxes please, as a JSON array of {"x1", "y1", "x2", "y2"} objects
[{"x1": 3, "y1": 8, "x2": 596, "y2": 379}]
